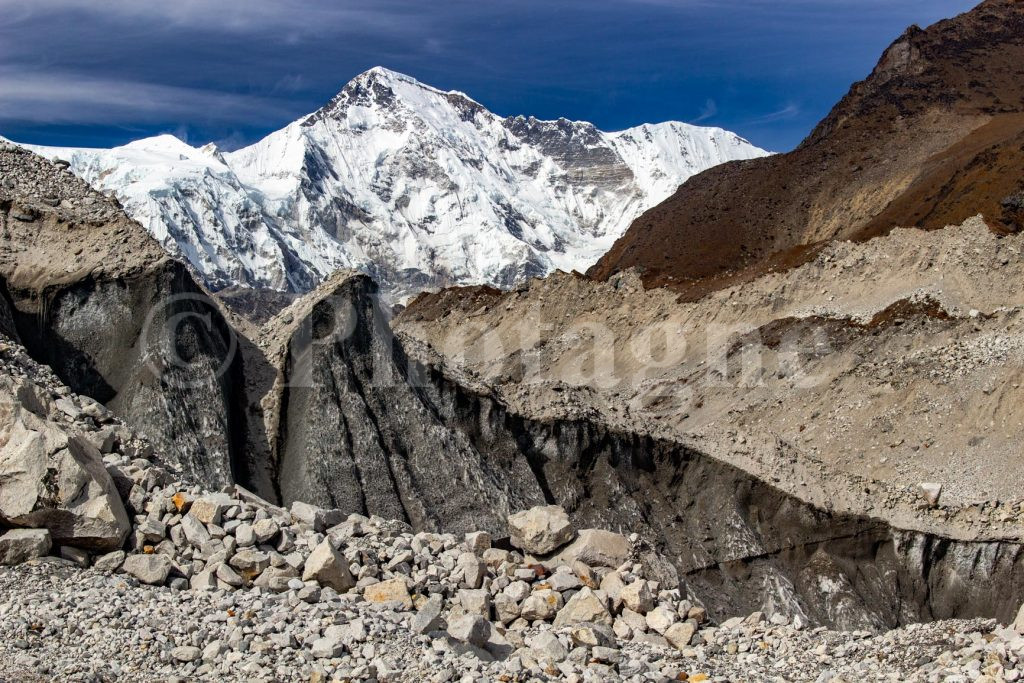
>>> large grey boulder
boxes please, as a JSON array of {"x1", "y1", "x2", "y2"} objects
[
  {"x1": 0, "y1": 406, "x2": 130, "y2": 550},
  {"x1": 507, "y1": 505, "x2": 575, "y2": 555},
  {"x1": 0, "y1": 528, "x2": 52, "y2": 564}
]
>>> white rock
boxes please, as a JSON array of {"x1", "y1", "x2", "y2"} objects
[
  {"x1": 302, "y1": 539, "x2": 355, "y2": 593},
  {"x1": 507, "y1": 505, "x2": 575, "y2": 554}
]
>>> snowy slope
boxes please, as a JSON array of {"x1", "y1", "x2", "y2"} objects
[{"x1": 24, "y1": 67, "x2": 769, "y2": 301}]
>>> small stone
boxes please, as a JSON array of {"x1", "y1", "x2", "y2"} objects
[
  {"x1": 59, "y1": 546, "x2": 90, "y2": 567},
  {"x1": 919, "y1": 482, "x2": 942, "y2": 508},
  {"x1": 171, "y1": 646, "x2": 201, "y2": 663}
]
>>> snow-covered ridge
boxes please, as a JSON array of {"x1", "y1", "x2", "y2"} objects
[{"x1": 21, "y1": 66, "x2": 769, "y2": 301}]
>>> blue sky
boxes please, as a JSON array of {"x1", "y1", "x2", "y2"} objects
[{"x1": 0, "y1": 0, "x2": 978, "y2": 152}]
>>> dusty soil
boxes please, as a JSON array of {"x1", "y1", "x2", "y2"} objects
[{"x1": 398, "y1": 217, "x2": 1024, "y2": 542}]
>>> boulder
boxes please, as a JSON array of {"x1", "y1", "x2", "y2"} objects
[
  {"x1": 620, "y1": 579, "x2": 655, "y2": 614},
  {"x1": 363, "y1": 577, "x2": 413, "y2": 609},
  {"x1": 553, "y1": 586, "x2": 612, "y2": 627},
  {"x1": 0, "y1": 528, "x2": 52, "y2": 564},
  {"x1": 411, "y1": 594, "x2": 444, "y2": 634},
  {"x1": 664, "y1": 621, "x2": 696, "y2": 650},
  {"x1": 290, "y1": 501, "x2": 343, "y2": 532},
  {"x1": 542, "y1": 529, "x2": 630, "y2": 569},
  {"x1": 0, "y1": 418, "x2": 130, "y2": 550},
  {"x1": 447, "y1": 614, "x2": 490, "y2": 648},
  {"x1": 302, "y1": 539, "x2": 355, "y2": 593},
  {"x1": 507, "y1": 505, "x2": 575, "y2": 554},
  {"x1": 520, "y1": 589, "x2": 563, "y2": 621},
  {"x1": 123, "y1": 553, "x2": 172, "y2": 585}
]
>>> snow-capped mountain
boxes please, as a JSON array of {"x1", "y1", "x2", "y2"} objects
[{"x1": 23, "y1": 67, "x2": 769, "y2": 301}]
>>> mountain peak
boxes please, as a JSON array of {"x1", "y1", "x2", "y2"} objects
[{"x1": 306, "y1": 67, "x2": 486, "y2": 126}]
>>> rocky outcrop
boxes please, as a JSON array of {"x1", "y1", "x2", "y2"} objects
[{"x1": 0, "y1": 143, "x2": 246, "y2": 489}]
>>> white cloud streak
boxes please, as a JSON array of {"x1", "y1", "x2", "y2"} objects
[{"x1": 0, "y1": 69, "x2": 299, "y2": 125}]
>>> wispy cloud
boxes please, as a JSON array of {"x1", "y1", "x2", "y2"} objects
[
  {"x1": 745, "y1": 103, "x2": 801, "y2": 125},
  {"x1": 0, "y1": 69, "x2": 297, "y2": 126},
  {"x1": 691, "y1": 98, "x2": 718, "y2": 123},
  {"x1": 1, "y1": 0, "x2": 412, "y2": 36}
]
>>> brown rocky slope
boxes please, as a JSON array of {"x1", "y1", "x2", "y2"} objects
[{"x1": 589, "y1": 0, "x2": 1024, "y2": 297}]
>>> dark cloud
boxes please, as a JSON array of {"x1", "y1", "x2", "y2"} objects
[{"x1": 0, "y1": 0, "x2": 979, "y2": 151}]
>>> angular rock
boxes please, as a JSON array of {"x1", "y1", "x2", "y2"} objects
[
  {"x1": 411, "y1": 594, "x2": 444, "y2": 634},
  {"x1": 645, "y1": 605, "x2": 676, "y2": 634},
  {"x1": 123, "y1": 553, "x2": 172, "y2": 585},
  {"x1": 553, "y1": 586, "x2": 612, "y2": 627},
  {"x1": 507, "y1": 505, "x2": 575, "y2": 554},
  {"x1": 570, "y1": 623, "x2": 616, "y2": 648},
  {"x1": 179, "y1": 514, "x2": 211, "y2": 548},
  {"x1": 919, "y1": 482, "x2": 942, "y2": 508},
  {"x1": 93, "y1": 550, "x2": 125, "y2": 572},
  {"x1": 363, "y1": 577, "x2": 412, "y2": 609},
  {"x1": 528, "y1": 631, "x2": 568, "y2": 663},
  {"x1": 494, "y1": 592, "x2": 521, "y2": 625},
  {"x1": 302, "y1": 539, "x2": 355, "y2": 593},
  {"x1": 188, "y1": 494, "x2": 230, "y2": 525},
  {"x1": 545, "y1": 529, "x2": 630, "y2": 569},
  {"x1": 464, "y1": 530, "x2": 491, "y2": 554},
  {"x1": 0, "y1": 528, "x2": 51, "y2": 565},
  {"x1": 664, "y1": 621, "x2": 696, "y2": 650},
  {"x1": 457, "y1": 551, "x2": 487, "y2": 589},
  {"x1": 252, "y1": 518, "x2": 279, "y2": 544},
  {"x1": 458, "y1": 588, "x2": 491, "y2": 619},
  {"x1": 447, "y1": 614, "x2": 490, "y2": 648},
  {"x1": 520, "y1": 589, "x2": 564, "y2": 621},
  {"x1": 0, "y1": 425, "x2": 130, "y2": 550},
  {"x1": 620, "y1": 579, "x2": 655, "y2": 614}
]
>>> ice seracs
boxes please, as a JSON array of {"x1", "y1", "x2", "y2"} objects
[{"x1": 21, "y1": 67, "x2": 768, "y2": 301}]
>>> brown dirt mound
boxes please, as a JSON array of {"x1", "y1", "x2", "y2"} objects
[{"x1": 589, "y1": 0, "x2": 1024, "y2": 299}]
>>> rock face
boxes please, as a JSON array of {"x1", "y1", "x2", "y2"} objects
[
  {"x1": 21, "y1": 68, "x2": 767, "y2": 302},
  {"x1": 0, "y1": 145, "x2": 245, "y2": 490}
]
